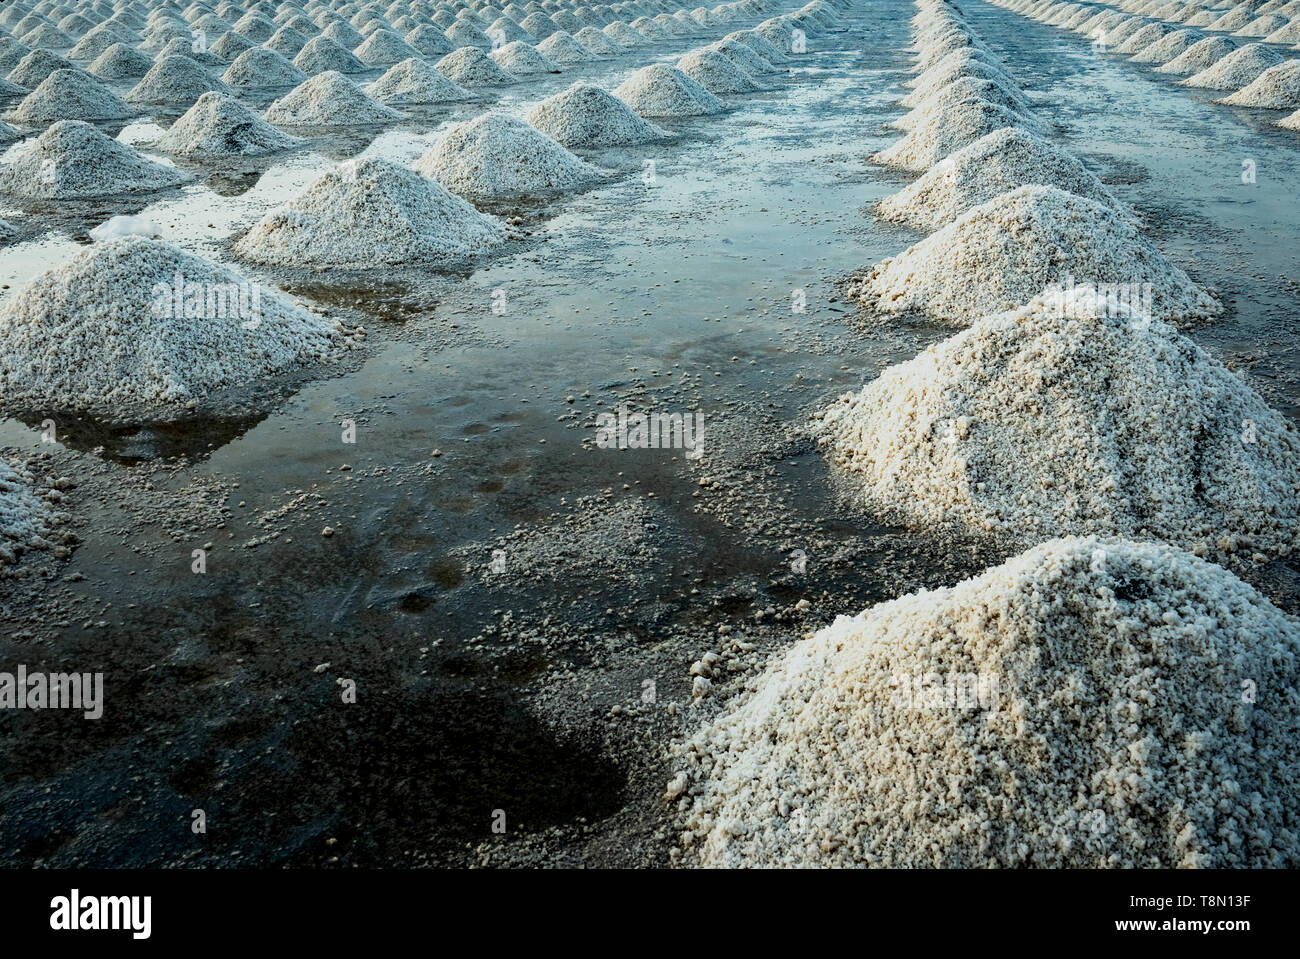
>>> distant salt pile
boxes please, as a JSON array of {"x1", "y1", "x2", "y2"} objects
[
  {"x1": 631, "y1": 16, "x2": 671, "y2": 41},
  {"x1": 1264, "y1": 19, "x2": 1300, "y2": 44},
  {"x1": 1206, "y1": 5, "x2": 1258, "y2": 33},
  {"x1": 676, "y1": 47, "x2": 760, "y2": 94},
  {"x1": 527, "y1": 82, "x2": 668, "y2": 147},
  {"x1": 445, "y1": 20, "x2": 493, "y2": 49},
  {"x1": 8, "y1": 69, "x2": 131, "y2": 123},
  {"x1": 1219, "y1": 58, "x2": 1300, "y2": 106},
  {"x1": 710, "y1": 36, "x2": 780, "y2": 77},
  {"x1": 1099, "y1": 16, "x2": 1152, "y2": 48},
  {"x1": 1183, "y1": 42, "x2": 1282, "y2": 89},
  {"x1": 901, "y1": 58, "x2": 1019, "y2": 107},
  {"x1": 355, "y1": 28, "x2": 421, "y2": 66},
  {"x1": 367, "y1": 58, "x2": 470, "y2": 105},
  {"x1": 725, "y1": 29, "x2": 790, "y2": 65},
  {"x1": 605, "y1": 20, "x2": 651, "y2": 47},
  {"x1": 855, "y1": 186, "x2": 1219, "y2": 324},
  {"x1": 68, "y1": 23, "x2": 131, "y2": 61},
  {"x1": 157, "y1": 92, "x2": 302, "y2": 158},
  {"x1": 0, "y1": 459, "x2": 57, "y2": 570},
  {"x1": 127, "y1": 55, "x2": 230, "y2": 105},
  {"x1": 1130, "y1": 27, "x2": 1202, "y2": 63},
  {"x1": 1115, "y1": 21, "x2": 1171, "y2": 54},
  {"x1": 158, "y1": 36, "x2": 225, "y2": 67},
  {"x1": 614, "y1": 63, "x2": 724, "y2": 116},
  {"x1": 235, "y1": 157, "x2": 504, "y2": 269},
  {"x1": 486, "y1": 16, "x2": 533, "y2": 45},
  {"x1": 873, "y1": 98, "x2": 1037, "y2": 173},
  {"x1": 264, "y1": 71, "x2": 402, "y2": 126},
  {"x1": 891, "y1": 77, "x2": 1032, "y2": 131},
  {"x1": 415, "y1": 111, "x2": 602, "y2": 200},
  {"x1": 406, "y1": 23, "x2": 456, "y2": 57},
  {"x1": 221, "y1": 46, "x2": 308, "y2": 88},
  {"x1": 537, "y1": 30, "x2": 597, "y2": 63},
  {"x1": 436, "y1": 46, "x2": 517, "y2": 86},
  {"x1": 574, "y1": 25, "x2": 621, "y2": 55},
  {"x1": 1157, "y1": 35, "x2": 1237, "y2": 74},
  {"x1": 322, "y1": 20, "x2": 365, "y2": 50},
  {"x1": 87, "y1": 42, "x2": 154, "y2": 79},
  {"x1": 0, "y1": 120, "x2": 184, "y2": 199},
  {"x1": 7, "y1": 49, "x2": 78, "y2": 88},
  {"x1": 676, "y1": 536, "x2": 1300, "y2": 868},
  {"x1": 264, "y1": 26, "x2": 309, "y2": 58},
  {"x1": 294, "y1": 35, "x2": 367, "y2": 74},
  {"x1": 878, "y1": 127, "x2": 1122, "y2": 231},
  {"x1": 1235, "y1": 13, "x2": 1290, "y2": 37},
  {"x1": 520, "y1": 13, "x2": 560, "y2": 40},
  {"x1": 0, "y1": 237, "x2": 345, "y2": 414},
  {"x1": 209, "y1": 31, "x2": 256, "y2": 62},
  {"x1": 491, "y1": 40, "x2": 560, "y2": 74},
  {"x1": 232, "y1": 12, "x2": 277, "y2": 43}
]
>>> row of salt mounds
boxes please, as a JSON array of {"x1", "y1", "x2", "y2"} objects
[
  {"x1": 234, "y1": 157, "x2": 504, "y2": 269},
  {"x1": 1182, "y1": 41, "x2": 1282, "y2": 88},
  {"x1": 367, "y1": 57, "x2": 471, "y2": 104},
  {"x1": 0, "y1": 121, "x2": 186, "y2": 198},
  {"x1": 526, "y1": 83, "x2": 668, "y2": 147},
  {"x1": 815, "y1": 291, "x2": 1300, "y2": 555},
  {"x1": 157, "y1": 93, "x2": 304, "y2": 158},
  {"x1": 673, "y1": 536, "x2": 1300, "y2": 868},
  {"x1": 852, "y1": 185, "x2": 1219, "y2": 324},
  {"x1": 0, "y1": 458, "x2": 58, "y2": 570},
  {"x1": 877, "y1": 127, "x2": 1125, "y2": 231},
  {"x1": 1220, "y1": 58, "x2": 1300, "y2": 107},
  {"x1": 415, "y1": 112, "x2": 603, "y2": 200},
  {"x1": 264, "y1": 71, "x2": 402, "y2": 125},
  {"x1": 614, "y1": 63, "x2": 724, "y2": 116},
  {"x1": 7, "y1": 68, "x2": 131, "y2": 122},
  {"x1": 0, "y1": 237, "x2": 345, "y2": 414}
]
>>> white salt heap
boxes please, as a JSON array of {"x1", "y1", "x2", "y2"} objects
[
  {"x1": 6, "y1": 49, "x2": 76, "y2": 89},
  {"x1": 127, "y1": 54, "x2": 230, "y2": 104},
  {"x1": 221, "y1": 46, "x2": 308, "y2": 88},
  {"x1": 1219, "y1": 59, "x2": 1300, "y2": 107},
  {"x1": 405, "y1": 23, "x2": 456, "y2": 57},
  {"x1": 1182, "y1": 42, "x2": 1281, "y2": 89},
  {"x1": 0, "y1": 458, "x2": 57, "y2": 570},
  {"x1": 435, "y1": 46, "x2": 517, "y2": 86},
  {"x1": 1157, "y1": 36, "x2": 1237, "y2": 75},
  {"x1": 0, "y1": 120, "x2": 186, "y2": 199},
  {"x1": 157, "y1": 92, "x2": 303, "y2": 158},
  {"x1": 354, "y1": 28, "x2": 421, "y2": 66},
  {"x1": 293, "y1": 35, "x2": 367, "y2": 74},
  {"x1": 675, "y1": 47, "x2": 760, "y2": 94},
  {"x1": 708, "y1": 36, "x2": 779, "y2": 76},
  {"x1": 491, "y1": 40, "x2": 560, "y2": 75},
  {"x1": 890, "y1": 76, "x2": 1032, "y2": 131},
  {"x1": 526, "y1": 82, "x2": 669, "y2": 147},
  {"x1": 235, "y1": 157, "x2": 505, "y2": 269},
  {"x1": 367, "y1": 57, "x2": 470, "y2": 104},
  {"x1": 675, "y1": 536, "x2": 1300, "y2": 867},
  {"x1": 264, "y1": 71, "x2": 403, "y2": 126},
  {"x1": 8, "y1": 69, "x2": 132, "y2": 122},
  {"x1": 1129, "y1": 27, "x2": 1201, "y2": 64},
  {"x1": 414, "y1": 111, "x2": 603, "y2": 200},
  {"x1": 877, "y1": 127, "x2": 1123, "y2": 231},
  {"x1": 816, "y1": 292, "x2": 1299, "y2": 554},
  {"x1": 87, "y1": 42, "x2": 153, "y2": 79},
  {"x1": 574, "y1": 25, "x2": 621, "y2": 55},
  {"x1": 537, "y1": 31, "x2": 597, "y2": 64},
  {"x1": 873, "y1": 97, "x2": 1037, "y2": 172},
  {"x1": 854, "y1": 186, "x2": 1219, "y2": 324},
  {"x1": 614, "y1": 63, "x2": 724, "y2": 116},
  {"x1": 0, "y1": 237, "x2": 345, "y2": 413}
]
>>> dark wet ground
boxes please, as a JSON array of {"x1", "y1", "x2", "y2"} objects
[{"x1": 1, "y1": 0, "x2": 1298, "y2": 867}]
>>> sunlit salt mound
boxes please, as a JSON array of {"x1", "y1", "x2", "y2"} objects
[
  {"x1": 1157, "y1": 35, "x2": 1236, "y2": 74},
  {"x1": 405, "y1": 23, "x2": 456, "y2": 58},
  {"x1": 1206, "y1": 5, "x2": 1258, "y2": 32},
  {"x1": 900, "y1": 56, "x2": 1018, "y2": 108},
  {"x1": 526, "y1": 82, "x2": 669, "y2": 147},
  {"x1": 872, "y1": 98, "x2": 1038, "y2": 173},
  {"x1": 293, "y1": 35, "x2": 367, "y2": 74},
  {"x1": 221, "y1": 46, "x2": 308, "y2": 88},
  {"x1": 367, "y1": 58, "x2": 471, "y2": 105},
  {"x1": 709, "y1": 36, "x2": 780, "y2": 76},
  {"x1": 536, "y1": 31, "x2": 596, "y2": 64},
  {"x1": 889, "y1": 76, "x2": 1032, "y2": 131},
  {"x1": 1219, "y1": 59, "x2": 1300, "y2": 107},
  {"x1": 6, "y1": 49, "x2": 78, "y2": 89},
  {"x1": 435, "y1": 46, "x2": 517, "y2": 86},
  {"x1": 126, "y1": 54, "x2": 231, "y2": 105},
  {"x1": 1129, "y1": 27, "x2": 1202, "y2": 64},
  {"x1": 614, "y1": 63, "x2": 724, "y2": 116},
  {"x1": 675, "y1": 47, "x2": 760, "y2": 94},
  {"x1": 1234, "y1": 13, "x2": 1289, "y2": 37},
  {"x1": 725, "y1": 29, "x2": 791, "y2": 65},
  {"x1": 852, "y1": 186, "x2": 1220, "y2": 324},
  {"x1": 676, "y1": 535, "x2": 1300, "y2": 868},
  {"x1": 445, "y1": 20, "x2": 493, "y2": 49},
  {"x1": 354, "y1": 28, "x2": 421, "y2": 66},
  {"x1": 1114, "y1": 21, "x2": 1171, "y2": 54},
  {"x1": 491, "y1": 40, "x2": 560, "y2": 75},
  {"x1": 1182, "y1": 42, "x2": 1282, "y2": 88},
  {"x1": 234, "y1": 157, "x2": 504, "y2": 269},
  {"x1": 574, "y1": 26, "x2": 621, "y2": 55},
  {"x1": 7, "y1": 69, "x2": 132, "y2": 123},
  {"x1": 156, "y1": 92, "x2": 303, "y2": 158},
  {"x1": 0, "y1": 237, "x2": 344, "y2": 414},
  {"x1": 414, "y1": 112, "x2": 603, "y2": 200},
  {"x1": 877, "y1": 127, "x2": 1122, "y2": 231},
  {"x1": 88, "y1": 42, "x2": 154, "y2": 79},
  {"x1": 0, "y1": 121, "x2": 186, "y2": 199},
  {"x1": 264, "y1": 71, "x2": 402, "y2": 126},
  {"x1": 604, "y1": 20, "x2": 651, "y2": 47}
]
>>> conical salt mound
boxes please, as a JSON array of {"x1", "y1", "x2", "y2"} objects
[
  {"x1": 873, "y1": 98, "x2": 1038, "y2": 172},
  {"x1": 878, "y1": 127, "x2": 1123, "y2": 231},
  {"x1": 852, "y1": 186, "x2": 1220, "y2": 324},
  {"x1": 0, "y1": 120, "x2": 186, "y2": 199},
  {"x1": 6, "y1": 49, "x2": 77, "y2": 89},
  {"x1": 221, "y1": 45, "x2": 308, "y2": 88},
  {"x1": 405, "y1": 23, "x2": 456, "y2": 57},
  {"x1": 536, "y1": 30, "x2": 596, "y2": 64},
  {"x1": 727, "y1": 29, "x2": 791, "y2": 65},
  {"x1": 675, "y1": 47, "x2": 760, "y2": 94},
  {"x1": 445, "y1": 20, "x2": 492, "y2": 49},
  {"x1": 157, "y1": 92, "x2": 303, "y2": 158},
  {"x1": 0, "y1": 236, "x2": 345, "y2": 413},
  {"x1": 710, "y1": 36, "x2": 780, "y2": 76},
  {"x1": 1219, "y1": 58, "x2": 1300, "y2": 107},
  {"x1": 1183, "y1": 42, "x2": 1282, "y2": 89},
  {"x1": 1157, "y1": 35, "x2": 1236, "y2": 74},
  {"x1": 1130, "y1": 27, "x2": 1202, "y2": 64},
  {"x1": 574, "y1": 25, "x2": 620, "y2": 55},
  {"x1": 322, "y1": 21, "x2": 365, "y2": 50},
  {"x1": 0, "y1": 458, "x2": 58, "y2": 570},
  {"x1": 900, "y1": 58, "x2": 1018, "y2": 108},
  {"x1": 88, "y1": 42, "x2": 154, "y2": 79},
  {"x1": 293, "y1": 35, "x2": 367, "y2": 74},
  {"x1": 7, "y1": 68, "x2": 132, "y2": 122},
  {"x1": 234, "y1": 156, "x2": 505, "y2": 269},
  {"x1": 265, "y1": 26, "x2": 309, "y2": 58},
  {"x1": 414, "y1": 111, "x2": 603, "y2": 200},
  {"x1": 889, "y1": 76, "x2": 1032, "y2": 131},
  {"x1": 367, "y1": 57, "x2": 470, "y2": 104},
  {"x1": 435, "y1": 46, "x2": 516, "y2": 85},
  {"x1": 817, "y1": 291, "x2": 1299, "y2": 553},
  {"x1": 127, "y1": 54, "x2": 231, "y2": 104},
  {"x1": 526, "y1": 82, "x2": 669, "y2": 147},
  {"x1": 491, "y1": 39, "x2": 559, "y2": 74},
  {"x1": 68, "y1": 23, "x2": 132, "y2": 61},
  {"x1": 208, "y1": 30, "x2": 256, "y2": 62},
  {"x1": 157, "y1": 36, "x2": 225, "y2": 67},
  {"x1": 486, "y1": 16, "x2": 533, "y2": 45},
  {"x1": 354, "y1": 28, "x2": 421, "y2": 66},
  {"x1": 604, "y1": 20, "x2": 652, "y2": 47},
  {"x1": 264, "y1": 71, "x2": 402, "y2": 126},
  {"x1": 613, "y1": 63, "x2": 724, "y2": 116},
  {"x1": 675, "y1": 535, "x2": 1300, "y2": 868},
  {"x1": 520, "y1": 13, "x2": 560, "y2": 40}
]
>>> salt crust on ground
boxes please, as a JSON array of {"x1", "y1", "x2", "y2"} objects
[
  {"x1": 676, "y1": 536, "x2": 1300, "y2": 867},
  {"x1": 526, "y1": 82, "x2": 669, "y2": 147},
  {"x1": 852, "y1": 186, "x2": 1220, "y2": 324},
  {"x1": 815, "y1": 293, "x2": 1299, "y2": 553},
  {"x1": 0, "y1": 120, "x2": 185, "y2": 198},
  {"x1": 614, "y1": 63, "x2": 725, "y2": 116},
  {"x1": 415, "y1": 111, "x2": 603, "y2": 199},
  {"x1": 0, "y1": 237, "x2": 343, "y2": 412},
  {"x1": 264, "y1": 71, "x2": 402, "y2": 125},
  {"x1": 367, "y1": 58, "x2": 470, "y2": 104},
  {"x1": 0, "y1": 458, "x2": 56, "y2": 569},
  {"x1": 157, "y1": 92, "x2": 303, "y2": 158},
  {"x1": 234, "y1": 156, "x2": 504, "y2": 269}
]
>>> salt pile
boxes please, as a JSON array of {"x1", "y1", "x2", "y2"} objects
[
  {"x1": 1115, "y1": 22, "x2": 1171, "y2": 54},
  {"x1": 435, "y1": 46, "x2": 517, "y2": 86},
  {"x1": 486, "y1": 16, "x2": 533, "y2": 45},
  {"x1": 354, "y1": 28, "x2": 421, "y2": 66},
  {"x1": 675, "y1": 47, "x2": 760, "y2": 94},
  {"x1": 367, "y1": 57, "x2": 471, "y2": 104},
  {"x1": 0, "y1": 459, "x2": 56, "y2": 571},
  {"x1": 209, "y1": 31, "x2": 256, "y2": 62},
  {"x1": 574, "y1": 25, "x2": 621, "y2": 55},
  {"x1": 221, "y1": 46, "x2": 308, "y2": 88},
  {"x1": 265, "y1": 26, "x2": 309, "y2": 58},
  {"x1": 158, "y1": 36, "x2": 225, "y2": 67},
  {"x1": 872, "y1": 98, "x2": 1037, "y2": 173},
  {"x1": 294, "y1": 35, "x2": 367, "y2": 74},
  {"x1": 0, "y1": 237, "x2": 345, "y2": 413},
  {"x1": 1219, "y1": 58, "x2": 1300, "y2": 107},
  {"x1": 1129, "y1": 27, "x2": 1202, "y2": 64},
  {"x1": 709, "y1": 37, "x2": 779, "y2": 76},
  {"x1": 537, "y1": 30, "x2": 597, "y2": 63},
  {"x1": 234, "y1": 156, "x2": 504, "y2": 269},
  {"x1": 1207, "y1": 6, "x2": 1257, "y2": 32},
  {"x1": 878, "y1": 127, "x2": 1122, "y2": 231},
  {"x1": 322, "y1": 21, "x2": 365, "y2": 50},
  {"x1": 157, "y1": 92, "x2": 303, "y2": 158},
  {"x1": 491, "y1": 40, "x2": 560, "y2": 74},
  {"x1": 7, "y1": 69, "x2": 132, "y2": 122},
  {"x1": 1234, "y1": 13, "x2": 1290, "y2": 37},
  {"x1": 444, "y1": 20, "x2": 493, "y2": 49},
  {"x1": 1182, "y1": 42, "x2": 1282, "y2": 89},
  {"x1": 87, "y1": 42, "x2": 155, "y2": 79},
  {"x1": 405, "y1": 23, "x2": 456, "y2": 57},
  {"x1": 891, "y1": 77, "x2": 1032, "y2": 131},
  {"x1": 1264, "y1": 19, "x2": 1300, "y2": 44},
  {"x1": 264, "y1": 71, "x2": 402, "y2": 126},
  {"x1": 725, "y1": 30, "x2": 790, "y2": 65},
  {"x1": 614, "y1": 63, "x2": 724, "y2": 116},
  {"x1": 414, "y1": 111, "x2": 603, "y2": 199},
  {"x1": 852, "y1": 186, "x2": 1220, "y2": 324},
  {"x1": 68, "y1": 24, "x2": 130, "y2": 61},
  {"x1": 1157, "y1": 35, "x2": 1237, "y2": 74},
  {"x1": 126, "y1": 54, "x2": 231, "y2": 105},
  {"x1": 7, "y1": 49, "x2": 78, "y2": 88},
  {"x1": 605, "y1": 20, "x2": 651, "y2": 47},
  {"x1": 526, "y1": 82, "x2": 669, "y2": 147},
  {"x1": 0, "y1": 120, "x2": 185, "y2": 199},
  {"x1": 675, "y1": 536, "x2": 1300, "y2": 868},
  {"x1": 520, "y1": 13, "x2": 559, "y2": 40},
  {"x1": 1275, "y1": 105, "x2": 1300, "y2": 130}
]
